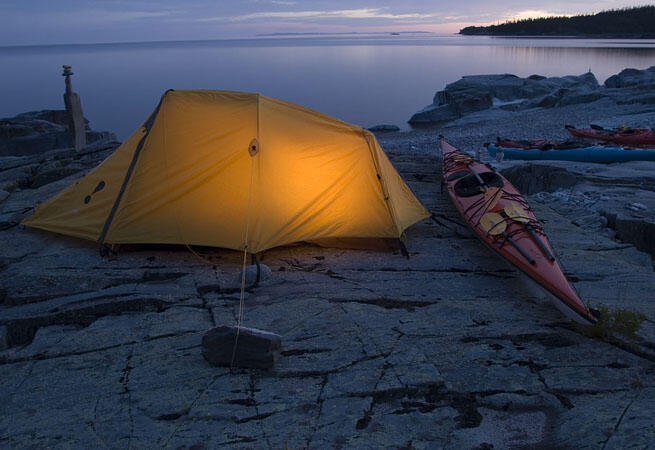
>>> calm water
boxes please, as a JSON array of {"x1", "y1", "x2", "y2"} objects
[{"x1": 1, "y1": 34, "x2": 654, "y2": 139}]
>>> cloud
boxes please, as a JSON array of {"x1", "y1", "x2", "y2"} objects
[
  {"x1": 99, "y1": 10, "x2": 181, "y2": 21},
  {"x1": 3, "y1": 0, "x2": 649, "y2": 45},
  {"x1": 509, "y1": 9, "x2": 571, "y2": 20},
  {"x1": 249, "y1": 0, "x2": 297, "y2": 4},
  {"x1": 200, "y1": 8, "x2": 435, "y2": 23},
  {"x1": 268, "y1": 1, "x2": 298, "y2": 5}
]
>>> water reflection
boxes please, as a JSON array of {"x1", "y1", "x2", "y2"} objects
[
  {"x1": 0, "y1": 35, "x2": 653, "y2": 138},
  {"x1": 490, "y1": 46, "x2": 655, "y2": 81}
]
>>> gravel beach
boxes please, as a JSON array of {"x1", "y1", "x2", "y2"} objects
[{"x1": 378, "y1": 97, "x2": 655, "y2": 157}]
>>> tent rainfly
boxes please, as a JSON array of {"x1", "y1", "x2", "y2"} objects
[{"x1": 23, "y1": 90, "x2": 430, "y2": 253}]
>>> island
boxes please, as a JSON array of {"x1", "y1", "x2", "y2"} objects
[{"x1": 460, "y1": 6, "x2": 655, "y2": 38}]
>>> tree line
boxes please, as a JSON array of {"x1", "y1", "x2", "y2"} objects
[{"x1": 460, "y1": 6, "x2": 655, "y2": 37}]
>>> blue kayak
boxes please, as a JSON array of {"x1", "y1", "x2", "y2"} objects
[{"x1": 487, "y1": 143, "x2": 655, "y2": 163}]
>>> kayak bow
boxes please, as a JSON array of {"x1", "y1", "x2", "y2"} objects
[{"x1": 566, "y1": 125, "x2": 655, "y2": 147}]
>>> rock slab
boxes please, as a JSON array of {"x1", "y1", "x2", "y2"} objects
[
  {"x1": 201, "y1": 325, "x2": 282, "y2": 369},
  {"x1": 409, "y1": 72, "x2": 599, "y2": 124},
  {"x1": 409, "y1": 67, "x2": 655, "y2": 125},
  {"x1": 605, "y1": 66, "x2": 655, "y2": 88},
  {"x1": 0, "y1": 109, "x2": 117, "y2": 157}
]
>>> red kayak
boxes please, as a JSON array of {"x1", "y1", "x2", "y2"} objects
[
  {"x1": 440, "y1": 137, "x2": 597, "y2": 324},
  {"x1": 496, "y1": 137, "x2": 589, "y2": 150},
  {"x1": 496, "y1": 138, "x2": 552, "y2": 149},
  {"x1": 566, "y1": 125, "x2": 655, "y2": 147}
]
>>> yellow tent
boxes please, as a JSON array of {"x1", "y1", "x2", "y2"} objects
[{"x1": 23, "y1": 90, "x2": 429, "y2": 253}]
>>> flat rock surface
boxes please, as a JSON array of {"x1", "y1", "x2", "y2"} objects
[{"x1": 1, "y1": 105, "x2": 655, "y2": 448}]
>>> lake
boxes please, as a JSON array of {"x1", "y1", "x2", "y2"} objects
[{"x1": 1, "y1": 34, "x2": 654, "y2": 139}]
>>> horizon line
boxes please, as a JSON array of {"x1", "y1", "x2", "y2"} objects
[{"x1": 0, "y1": 32, "x2": 460, "y2": 50}]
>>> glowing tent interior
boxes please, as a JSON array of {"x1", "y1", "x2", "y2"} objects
[{"x1": 23, "y1": 90, "x2": 430, "y2": 253}]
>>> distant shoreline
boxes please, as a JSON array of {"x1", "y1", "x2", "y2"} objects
[
  {"x1": 460, "y1": 6, "x2": 655, "y2": 39},
  {"x1": 459, "y1": 32, "x2": 655, "y2": 39},
  {"x1": 256, "y1": 31, "x2": 432, "y2": 37}
]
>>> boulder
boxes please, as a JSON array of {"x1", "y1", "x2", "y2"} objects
[
  {"x1": 238, "y1": 263, "x2": 272, "y2": 286},
  {"x1": 524, "y1": 84, "x2": 605, "y2": 109},
  {"x1": 603, "y1": 89, "x2": 655, "y2": 108},
  {"x1": 368, "y1": 124, "x2": 400, "y2": 132},
  {"x1": 437, "y1": 74, "x2": 532, "y2": 104},
  {"x1": 530, "y1": 94, "x2": 560, "y2": 108},
  {"x1": 201, "y1": 325, "x2": 282, "y2": 369},
  {"x1": 434, "y1": 83, "x2": 494, "y2": 113},
  {"x1": 551, "y1": 72, "x2": 600, "y2": 89},
  {"x1": 0, "y1": 110, "x2": 114, "y2": 157},
  {"x1": 410, "y1": 72, "x2": 601, "y2": 124},
  {"x1": 557, "y1": 89, "x2": 605, "y2": 107},
  {"x1": 409, "y1": 104, "x2": 458, "y2": 125},
  {"x1": 449, "y1": 89, "x2": 493, "y2": 114},
  {"x1": 604, "y1": 66, "x2": 655, "y2": 88}
]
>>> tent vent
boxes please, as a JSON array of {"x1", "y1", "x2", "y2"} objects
[{"x1": 248, "y1": 138, "x2": 259, "y2": 157}]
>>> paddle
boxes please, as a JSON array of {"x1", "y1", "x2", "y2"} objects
[
  {"x1": 468, "y1": 164, "x2": 489, "y2": 189},
  {"x1": 503, "y1": 203, "x2": 555, "y2": 261},
  {"x1": 480, "y1": 212, "x2": 536, "y2": 265},
  {"x1": 484, "y1": 186, "x2": 502, "y2": 210},
  {"x1": 451, "y1": 153, "x2": 490, "y2": 193},
  {"x1": 456, "y1": 155, "x2": 490, "y2": 191}
]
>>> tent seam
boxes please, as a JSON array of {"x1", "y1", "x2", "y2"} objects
[
  {"x1": 97, "y1": 91, "x2": 168, "y2": 245},
  {"x1": 362, "y1": 130, "x2": 402, "y2": 237}
]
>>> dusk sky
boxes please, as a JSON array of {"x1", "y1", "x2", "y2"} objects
[{"x1": 0, "y1": 1, "x2": 648, "y2": 45}]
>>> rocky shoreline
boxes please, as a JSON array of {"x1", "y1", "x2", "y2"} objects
[
  {"x1": 1, "y1": 67, "x2": 654, "y2": 448},
  {"x1": 408, "y1": 66, "x2": 655, "y2": 127}
]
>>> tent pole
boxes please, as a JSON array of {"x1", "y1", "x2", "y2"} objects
[{"x1": 97, "y1": 91, "x2": 171, "y2": 249}]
